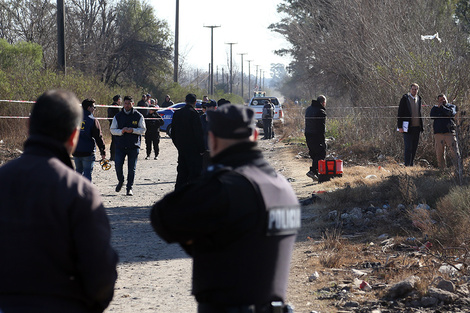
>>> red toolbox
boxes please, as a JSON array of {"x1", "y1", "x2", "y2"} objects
[{"x1": 318, "y1": 159, "x2": 343, "y2": 182}]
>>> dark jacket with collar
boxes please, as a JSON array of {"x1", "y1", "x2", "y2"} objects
[
  {"x1": 430, "y1": 103, "x2": 457, "y2": 134},
  {"x1": 0, "y1": 135, "x2": 118, "y2": 313},
  {"x1": 397, "y1": 94, "x2": 423, "y2": 131},
  {"x1": 305, "y1": 100, "x2": 326, "y2": 135},
  {"x1": 151, "y1": 142, "x2": 299, "y2": 307},
  {"x1": 171, "y1": 104, "x2": 205, "y2": 154},
  {"x1": 73, "y1": 109, "x2": 106, "y2": 157},
  {"x1": 113, "y1": 108, "x2": 144, "y2": 149}
]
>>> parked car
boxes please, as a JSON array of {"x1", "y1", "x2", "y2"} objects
[
  {"x1": 248, "y1": 96, "x2": 284, "y2": 127},
  {"x1": 157, "y1": 100, "x2": 203, "y2": 136}
]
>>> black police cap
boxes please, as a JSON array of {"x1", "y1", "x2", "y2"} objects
[{"x1": 207, "y1": 104, "x2": 255, "y2": 139}]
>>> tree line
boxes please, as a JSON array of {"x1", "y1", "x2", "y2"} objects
[{"x1": 270, "y1": 0, "x2": 470, "y2": 165}]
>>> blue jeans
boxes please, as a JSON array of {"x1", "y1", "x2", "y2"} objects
[
  {"x1": 74, "y1": 155, "x2": 95, "y2": 181},
  {"x1": 114, "y1": 147, "x2": 139, "y2": 190}
]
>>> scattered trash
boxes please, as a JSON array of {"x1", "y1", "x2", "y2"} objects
[
  {"x1": 309, "y1": 271, "x2": 320, "y2": 282},
  {"x1": 360, "y1": 280, "x2": 372, "y2": 291},
  {"x1": 365, "y1": 175, "x2": 377, "y2": 179},
  {"x1": 439, "y1": 263, "x2": 463, "y2": 275}
]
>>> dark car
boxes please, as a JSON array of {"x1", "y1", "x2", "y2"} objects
[{"x1": 157, "y1": 100, "x2": 203, "y2": 136}]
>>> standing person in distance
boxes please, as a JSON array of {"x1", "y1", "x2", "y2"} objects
[
  {"x1": 430, "y1": 94, "x2": 460, "y2": 169},
  {"x1": 107, "y1": 95, "x2": 121, "y2": 161},
  {"x1": 397, "y1": 83, "x2": 423, "y2": 166},
  {"x1": 305, "y1": 95, "x2": 327, "y2": 179},
  {"x1": 136, "y1": 94, "x2": 149, "y2": 116},
  {"x1": 145, "y1": 101, "x2": 164, "y2": 160},
  {"x1": 171, "y1": 93, "x2": 205, "y2": 189},
  {"x1": 200, "y1": 100, "x2": 218, "y2": 169},
  {"x1": 262, "y1": 99, "x2": 275, "y2": 139},
  {"x1": 110, "y1": 95, "x2": 146, "y2": 196},
  {"x1": 0, "y1": 89, "x2": 118, "y2": 313},
  {"x1": 151, "y1": 104, "x2": 300, "y2": 313},
  {"x1": 161, "y1": 94, "x2": 174, "y2": 108},
  {"x1": 73, "y1": 98, "x2": 106, "y2": 182}
]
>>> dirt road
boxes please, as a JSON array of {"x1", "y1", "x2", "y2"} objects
[{"x1": 94, "y1": 134, "x2": 314, "y2": 312}]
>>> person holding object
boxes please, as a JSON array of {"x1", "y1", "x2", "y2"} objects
[
  {"x1": 305, "y1": 95, "x2": 327, "y2": 179},
  {"x1": 430, "y1": 94, "x2": 460, "y2": 169},
  {"x1": 0, "y1": 90, "x2": 118, "y2": 312},
  {"x1": 73, "y1": 98, "x2": 106, "y2": 182},
  {"x1": 151, "y1": 104, "x2": 299, "y2": 313},
  {"x1": 397, "y1": 83, "x2": 423, "y2": 166},
  {"x1": 110, "y1": 95, "x2": 146, "y2": 196}
]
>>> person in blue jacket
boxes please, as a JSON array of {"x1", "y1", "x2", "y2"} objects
[{"x1": 73, "y1": 98, "x2": 106, "y2": 181}]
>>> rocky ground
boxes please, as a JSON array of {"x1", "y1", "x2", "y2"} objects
[{"x1": 1, "y1": 133, "x2": 470, "y2": 313}]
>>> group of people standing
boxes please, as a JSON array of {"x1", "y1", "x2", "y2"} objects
[
  {"x1": 304, "y1": 83, "x2": 461, "y2": 181},
  {"x1": 0, "y1": 89, "x2": 299, "y2": 313}
]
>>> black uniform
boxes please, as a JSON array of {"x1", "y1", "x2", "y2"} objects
[
  {"x1": 145, "y1": 110, "x2": 164, "y2": 158},
  {"x1": 171, "y1": 103, "x2": 205, "y2": 189},
  {"x1": 305, "y1": 99, "x2": 326, "y2": 174},
  {"x1": 151, "y1": 142, "x2": 300, "y2": 312}
]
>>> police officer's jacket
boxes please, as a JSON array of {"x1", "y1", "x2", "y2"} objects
[
  {"x1": 110, "y1": 108, "x2": 146, "y2": 149},
  {"x1": 73, "y1": 109, "x2": 106, "y2": 157},
  {"x1": 305, "y1": 100, "x2": 326, "y2": 135},
  {"x1": 171, "y1": 104, "x2": 205, "y2": 154},
  {"x1": 151, "y1": 141, "x2": 300, "y2": 306}
]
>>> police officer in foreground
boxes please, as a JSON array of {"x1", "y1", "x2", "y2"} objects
[{"x1": 150, "y1": 104, "x2": 300, "y2": 313}]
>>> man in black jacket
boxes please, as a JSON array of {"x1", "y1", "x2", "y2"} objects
[
  {"x1": 73, "y1": 98, "x2": 106, "y2": 182},
  {"x1": 430, "y1": 94, "x2": 460, "y2": 168},
  {"x1": 151, "y1": 104, "x2": 299, "y2": 313},
  {"x1": 144, "y1": 103, "x2": 164, "y2": 160},
  {"x1": 0, "y1": 90, "x2": 118, "y2": 313},
  {"x1": 171, "y1": 93, "x2": 205, "y2": 189},
  {"x1": 397, "y1": 83, "x2": 423, "y2": 166},
  {"x1": 305, "y1": 95, "x2": 327, "y2": 179}
]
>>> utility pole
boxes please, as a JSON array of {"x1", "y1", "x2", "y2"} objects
[
  {"x1": 225, "y1": 42, "x2": 237, "y2": 94},
  {"x1": 57, "y1": 0, "x2": 65, "y2": 73},
  {"x1": 204, "y1": 25, "x2": 220, "y2": 95},
  {"x1": 247, "y1": 60, "x2": 253, "y2": 98},
  {"x1": 238, "y1": 53, "x2": 247, "y2": 102},
  {"x1": 174, "y1": 0, "x2": 179, "y2": 82},
  {"x1": 255, "y1": 65, "x2": 260, "y2": 91}
]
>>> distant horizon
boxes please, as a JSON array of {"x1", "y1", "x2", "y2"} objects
[{"x1": 149, "y1": 0, "x2": 292, "y2": 78}]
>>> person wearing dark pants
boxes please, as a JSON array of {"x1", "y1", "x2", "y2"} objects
[
  {"x1": 145, "y1": 103, "x2": 164, "y2": 160},
  {"x1": 262, "y1": 100, "x2": 275, "y2": 139},
  {"x1": 304, "y1": 95, "x2": 327, "y2": 179},
  {"x1": 110, "y1": 95, "x2": 146, "y2": 196},
  {"x1": 171, "y1": 93, "x2": 205, "y2": 190},
  {"x1": 397, "y1": 83, "x2": 423, "y2": 166},
  {"x1": 151, "y1": 104, "x2": 299, "y2": 313}
]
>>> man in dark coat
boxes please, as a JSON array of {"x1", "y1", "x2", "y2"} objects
[
  {"x1": 397, "y1": 83, "x2": 423, "y2": 166},
  {"x1": 73, "y1": 98, "x2": 106, "y2": 181},
  {"x1": 151, "y1": 104, "x2": 299, "y2": 313},
  {"x1": 161, "y1": 94, "x2": 174, "y2": 108},
  {"x1": 170, "y1": 93, "x2": 205, "y2": 189},
  {"x1": 0, "y1": 90, "x2": 118, "y2": 313},
  {"x1": 262, "y1": 100, "x2": 275, "y2": 139},
  {"x1": 145, "y1": 103, "x2": 164, "y2": 160},
  {"x1": 305, "y1": 95, "x2": 327, "y2": 179}
]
